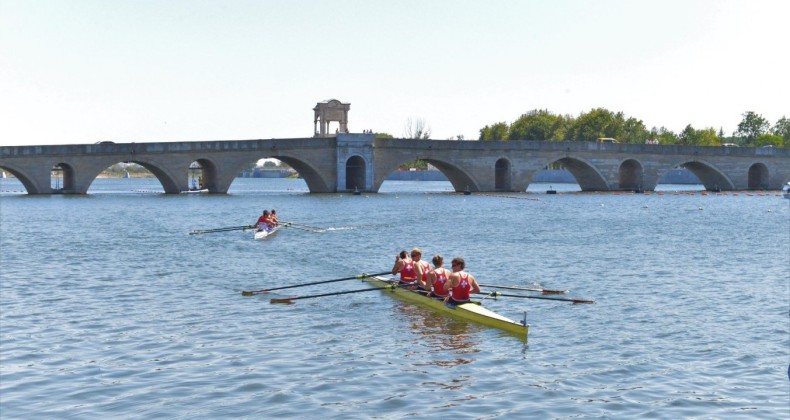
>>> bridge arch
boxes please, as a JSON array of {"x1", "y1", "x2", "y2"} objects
[
  {"x1": 345, "y1": 155, "x2": 366, "y2": 191},
  {"x1": 619, "y1": 159, "x2": 644, "y2": 191},
  {"x1": 0, "y1": 164, "x2": 38, "y2": 193},
  {"x1": 665, "y1": 160, "x2": 733, "y2": 191},
  {"x1": 747, "y1": 163, "x2": 769, "y2": 190},
  {"x1": 51, "y1": 162, "x2": 76, "y2": 193},
  {"x1": 543, "y1": 156, "x2": 609, "y2": 191},
  {"x1": 495, "y1": 158, "x2": 511, "y2": 191},
  {"x1": 267, "y1": 155, "x2": 332, "y2": 193},
  {"x1": 190, "y1": 158, "x2": 218, "y2": 191},
  {"x1": 371, "y1": 156, "x2": 479, "y2": 193},
  {"x1": 125, "y1": 159, "x2": 181, "y2": 193}
]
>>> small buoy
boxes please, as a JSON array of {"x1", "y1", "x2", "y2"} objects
[{"x1": 698, "y1": 207, "x2": 703, "y2": 210}]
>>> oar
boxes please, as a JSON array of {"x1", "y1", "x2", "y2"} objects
[
  {"x1": 282, "y1": 223, "x2": 319, "y2": 232},
  {"x1": 478, "y1": 284, "x2": 569, "y2": 294},
  {"x1": 241, "y1": 271, "x2": 391, "y2": 296},
  {"x1": 189, "y1": 224, "x2": 255, "y2": 235},
  {"x1": 271, "y1": 285, "x2": 395, "y2": 304},
  {"x1": 477, "y1": 291, "x2": 595, "y2": 304},
  {"x1": 282, "y1": 221, "x2": 324, "y2": 230}
]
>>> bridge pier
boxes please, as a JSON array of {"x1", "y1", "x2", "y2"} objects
[{"x1": 336, "y1": 134, "x2": 374, "y2": 192}]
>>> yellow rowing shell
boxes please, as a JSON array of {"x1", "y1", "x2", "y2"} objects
[{"x1": 366, "y1": 276, "x2": 528, "y2": 339}]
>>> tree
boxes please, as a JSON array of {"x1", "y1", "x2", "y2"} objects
[
  {"x1": 696, "y1": 127, "x2": 720, "y2": 146},
  {"x1": 507, "y1": 109, "x2": 567, "y2": 141},
  {"x1": 677, "y1": 124, "x2": 698, "y2": 145},
  {"x1": 772, "y1": 116, "x2": 789, "y2": 141},
  {"x1": 651, "y1": 126, "x2": 678, "y2": 145},
  {"x1": 621, "y1": 117, "x2": 649, "y2": 144},
  {"x1": 374, "y1": 132, "x2": 394, "y2": 139},
  {"x1": 479, "y1": 122, "x2": 509, "y2": 141},
  {"x1": 755, "y1": 133, "x2": 783, "y2": 147},
  {"x1": 735, "y1": 111, "x2": 769, "y2": 146},
  {"x1": 403, "y1": 118, "x2": 431, "y2": 139},
  {"x1": 565, "y1": 108, "x2": 623, "y2": 142}
]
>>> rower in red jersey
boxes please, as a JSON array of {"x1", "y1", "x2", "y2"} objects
[
  {"x1": 392, "y1": 250, "x2": 416, "y2": 285},
  {"x1": 444, "y1": 257, "x2": 480, "y2": 305},
  {"x1": 410, "y1": 248, "x2": 432, "y2": 291},
  {"x1": 426, "y1": 255, "x2": 450, "y2": 298}
]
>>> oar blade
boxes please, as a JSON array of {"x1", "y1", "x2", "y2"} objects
[
  {"x1": 542, "y1": 289, "x2": 570, "y2": 295},
  {"x1": 572, "y1": 299, "x2": 595, "y2": 304},
  {"x1": 270, "y1": 298, "x2": 295, "y2": 304},
  {"x1": 241, "y1": 289, "x2": 269, "y2": 296}
]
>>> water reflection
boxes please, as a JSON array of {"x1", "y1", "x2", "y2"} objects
[{"x1": 392, "y1": 301, "x2": 482, "y2": 367}]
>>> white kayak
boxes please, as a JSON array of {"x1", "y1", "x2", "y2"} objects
[{"x1": 254, "y1": 225, "x2": 280, "y2": 240}]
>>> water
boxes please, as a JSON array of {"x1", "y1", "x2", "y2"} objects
[{"x1": 1, "y1": 178, "x2": 788, "y2": 419}]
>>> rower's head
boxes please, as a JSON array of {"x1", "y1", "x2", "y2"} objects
[
  {"x1": 398, "y1": 250, "x2": 409, "y2": 259},
  {"x1": 432, "y1": 255, "x2": 443, "y2": 267},
  {"x1": 271, "y1": 209, "x2": 276, "y2": 215},
  {"x1": 410, "y1": 248, "x2": 422, "y2": 261},
  {"x1": 263, "y1": 210, "x2": 270, "y2": 215},
  {"x1": 450, "y1": 257, "x2": 465, "y2": 271}
]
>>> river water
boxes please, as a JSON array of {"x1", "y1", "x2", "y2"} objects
[{"x1": 1, "y1": 178, "x2": 788, "y2": 419}]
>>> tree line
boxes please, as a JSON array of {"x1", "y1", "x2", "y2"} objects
[{"x1": 478, "y1": 108, "x2": 788, "y2": 147}]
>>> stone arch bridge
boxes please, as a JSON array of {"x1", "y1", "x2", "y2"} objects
[{"x1": 1, "y1": 134, "x2": 788, "y2": 194}]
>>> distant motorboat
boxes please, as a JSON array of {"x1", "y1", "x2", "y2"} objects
[{"x1": 783, "y1": 182, "x2": 790, "y2": 199}]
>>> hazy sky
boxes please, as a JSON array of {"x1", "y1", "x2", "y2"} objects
[{"x1": 1, "y1": 0, "x2": 788, "y2": 146}]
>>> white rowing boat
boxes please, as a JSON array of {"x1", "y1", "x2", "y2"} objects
[
  {"x1": 254, "y1": 225, "x2": 280, "y2": 240},
  {"x1": 366, "y1": 275, "x2": 528, "y2": 339}
]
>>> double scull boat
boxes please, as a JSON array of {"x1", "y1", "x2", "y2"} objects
[
  {"x1": 365, "y1": 275, "x2": 528, "y2": 339},
  {"x1": 254, "y1": 225, "x2": 280, "y2": 240}
]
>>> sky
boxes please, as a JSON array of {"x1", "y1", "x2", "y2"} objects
[{"x1": 1, "y1": 0, "x2": 788, "y2": 146}]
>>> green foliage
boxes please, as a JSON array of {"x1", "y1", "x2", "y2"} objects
[
  {"x1": 564, "y1": 108, "x2": 631, "y2": 142},
  {"x1": 508, "y1": 109, "x2": 567, "y2": 141},
  {"x1": 477, "y1": 108, "x2": 785, "y2": 147},
  {"x1": 772, "y1": 116, "x2": 789, "y2": 140},
  {"x1": 735, "y1": 111, "x2": 770, "y2": 146},
  {"x1": 375, "y1": 132, "x2": 394, "y2": 139},
  {"x1": 400, "y1": 160, "x2": 428, "y2": 170},
  {"x1": 678, "y1": 124, "x2": 720, "y2": 146},
  {"x1": 696, "y1": 128, "x2": 720, "y2": 146},
  {"x1": 755, "y1": 133, "x2": 784, "y2": 147},
  {"x1": 479, "y1": 122, "x2": 508, "y2": 141},
  {"x1": 652, "y1": 127, "x2": 679, "y2": 145},
  {"x1": 622, "y1": 117, "x2": 648, "y2": 144}
]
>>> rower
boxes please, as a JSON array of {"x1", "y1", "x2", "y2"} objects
[
  {"x1": 426, "y1": 255, "x2": 450, "y2": 299},
  {"x1": 392, "y1": 250, "x2": 416, "y2": 285},
  {"x1": 444, "y1": 257, "x2": 481, "y2": 305},
  {"x1": 255, "y1": 210, "x2": 273, "y2": 231},
  {"x1": 270, "y1": 209, "x2": 279, "y2": 226},
  {"x1": 410, "y1": 248, "x2": 431, "y2": 291}
]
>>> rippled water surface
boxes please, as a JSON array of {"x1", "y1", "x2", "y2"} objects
[{"x1": 1, "y1": 178, "x2": 788, "y2": 419}]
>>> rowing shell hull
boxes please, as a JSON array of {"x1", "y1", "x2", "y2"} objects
[
  {"x1": 367, "y1": 276, "x2": 528, "y2": 339},
  {"x1": 254, "y1": 226, "x2": 280, "y2": 240}
]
